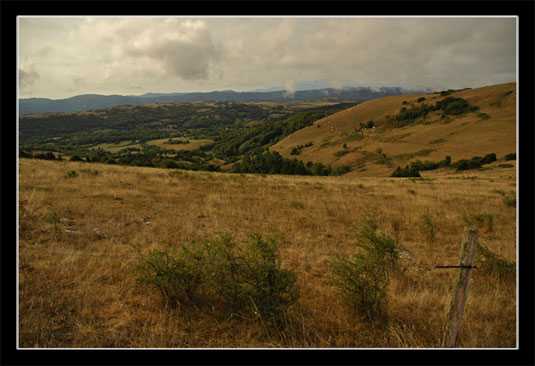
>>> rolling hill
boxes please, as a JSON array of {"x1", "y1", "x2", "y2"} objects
[
  {"x1": 270, "y1": 82, "x2": 516, "y2": 177},
  {"x1": 19, "y1": 86, "x2": 424, "y2": 116}
]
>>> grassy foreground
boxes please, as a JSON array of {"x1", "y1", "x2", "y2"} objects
[{"x1": 18, "y1": 158, "x2": 516, "y2": 348}]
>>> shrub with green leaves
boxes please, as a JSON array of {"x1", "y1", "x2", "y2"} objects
[
  {"x1": 504, "y1": 153, "x2": 516, "y2": 161},
  {"x1": 133, "y1": 245, "x2": 205, "y2": 305},
  {"x1": 200, "y1": 232, "x2": 298, "y2": 317},
  {"x1": 134, "y1": 232, "x2": 299, "y2": 318},
  {"x1": 327, "y1": 253, "x2": 388, "y2": 320},
  {"x1": 326, "y1": 215, "x2": 401, "y2": 320}
]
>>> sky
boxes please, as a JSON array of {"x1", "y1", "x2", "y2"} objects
[{"x1": 18, "y1": 16, "x2": 517, "y2": 100}]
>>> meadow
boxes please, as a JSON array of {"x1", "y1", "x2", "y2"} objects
[{"x1": 18, "y1": 157, "x2": 517, "y2": 348}]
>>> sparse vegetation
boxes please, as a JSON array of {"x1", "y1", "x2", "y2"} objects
[
  {"x1": 335, "y1": 149, "x2": 351, "y2": 158},
  {"x1": 418, "y1": 214, "x2": 436, "y2": 242},
  {"x1": 476, "y1": 112, "x2": 491, "y2": 120},
  {"x1": 326, "y1": 215, "x2": 401, "y2": 320}
]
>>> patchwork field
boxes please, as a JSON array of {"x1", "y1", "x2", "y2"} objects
[{"x1": 18, "y1": 158, "x2": 517, "y2": 348}]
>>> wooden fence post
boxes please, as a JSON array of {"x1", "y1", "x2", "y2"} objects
[{"x1": 441, "y1": 227, "x2": 479, "y2": 348}]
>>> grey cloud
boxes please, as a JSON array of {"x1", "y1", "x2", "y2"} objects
[
  {"x1": 115, "y1": 19, "x2": 219, "y2": 81},
  {"x1": 19, "y1": 69, "x2": 40, "y2": 88}
]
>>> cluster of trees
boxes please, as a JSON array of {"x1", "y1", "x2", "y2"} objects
[
  {"x1": 231, "y1": 151, "x2": 310, "y2": 175},
  {"x1": 453, "y1": 153, "x2": 496, "y2": 171},
  {"x1": 436, "y1": 97, "x2": 479, "y2": 116},
  {"x1": 391, "y1": 153, "x2": 498, "y2": 177},
  {"x1": 230, "y1": 150, "x2": 352, "y2": 177},
  {"x1": 391, "y1": 156, "x2": 452, "y2": 177},
  {"x1": 392, "y1": 97, "x2": 479, "y2": 127}
]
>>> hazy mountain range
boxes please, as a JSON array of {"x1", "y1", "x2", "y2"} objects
[{"x1": 19, "y1": 86, "x2": 431, "y2": 116}]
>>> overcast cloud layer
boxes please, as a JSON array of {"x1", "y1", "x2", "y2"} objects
[{"x1": 18, "y1": 17, "x2": 517, "y2": 99}]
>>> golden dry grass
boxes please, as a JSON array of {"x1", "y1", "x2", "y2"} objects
[
  {"x1": 271, "y1": 83, "x2": 516, "y2": 177},
  {"x1": 18, "y1": 158, "x2": 516, "y2": 348}
]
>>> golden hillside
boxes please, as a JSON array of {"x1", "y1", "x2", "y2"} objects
[{"x1": 271, "y1": 83, "x2": 516, "y2": 177}]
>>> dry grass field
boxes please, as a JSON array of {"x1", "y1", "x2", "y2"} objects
[{"x1": 18, "y1": 157, "x2": 517, "y2": 348}]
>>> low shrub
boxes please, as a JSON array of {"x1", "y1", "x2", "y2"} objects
[
  {"x1": 133, "y1": 232, "x2": 299, "y2": 318},
  {"x1": 335, "y1": 149, "x2": 351, "y2": 157},
  {"x1": 504, "y1": 153, "x2": 516, "y2": 161},
  {"x1": 476, "y1": 112, "x2": 491, "y2": 120},
  {"x1": 133, "y1": 246, "x2": 204, "y2": 305},
  {"x1": 65, "y1": 170, "x2": 78, "y2": 178},
  {"x1": 327, "y1": 253, "x2": 388, "y2": 320},
  {"x1": 326, "y1": 215, "x2": 402, "y2": 320},
  {"x1": 475, "y1": 244, "x2": 515, "y2": 282},
  {"x1": 200, "y1": 232, "x2": 298, "y2": 317},
  {"x1": 331, "y1": 165, "x2": 352, "y2": 176},
  {"x1": 418, "y1": 214, "x2": 436, "y2": 242}
]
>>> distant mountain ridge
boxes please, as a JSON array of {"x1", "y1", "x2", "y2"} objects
[{"x1": 19, "y1": 86, "x2": 430, "y2": 116}]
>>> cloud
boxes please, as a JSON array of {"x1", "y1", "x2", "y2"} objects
[
  {"x1": 19, "y1": 69, "x2": 40, "y2": 88},
  {"x1": 85, "y1": 18, "x2": 219, "y2": 81},
  {"x1": 283, "y1": 80, "x2": 297, "y2": 97},
  {"x1": 19, "y1": 58, "x2": 40, "y2": 91}
]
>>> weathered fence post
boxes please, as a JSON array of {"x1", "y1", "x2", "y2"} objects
[{"x1": 441, "y1": 227, "x2": 479, "y2": 348}]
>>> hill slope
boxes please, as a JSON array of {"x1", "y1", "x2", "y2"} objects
[{"x1": 271, "y1": 83, "x2": 516, "y2": 177}]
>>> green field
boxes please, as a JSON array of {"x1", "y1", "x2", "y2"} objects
[{"x1": 91, "y1": 138, "x2": 214, "y2": 153}]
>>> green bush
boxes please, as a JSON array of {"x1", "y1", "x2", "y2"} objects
[
  {"x1": 133, "y1": 246, "x2": 204, "y2": 304},
  {"x1": 135, "y1": 233, "x2": 299, "y2": 318},
  {"x1": 435, "y1": 97, "x2": 479, "y2": 116},
  {"x1": 476, "y1": 112, "x2": 491, "y2": 120},
  {"x1": 326, "y1": 215, "x2": 401, "y2": 320},
  {"x1": 504, "y1": 153, "x2": 516, "y2": 161},
  {"x1": 327, "y1": 253, "x2": 388, "y2": 320},
  {"x1": 69, "y1": 155, "x2": 84, "y2": 162},
  {"x1": 201, "y1": 233, "x2": 298, "y2": 317},
  {"x1": 65, "y1": 170, "x2": 78, "y2": 178}
]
